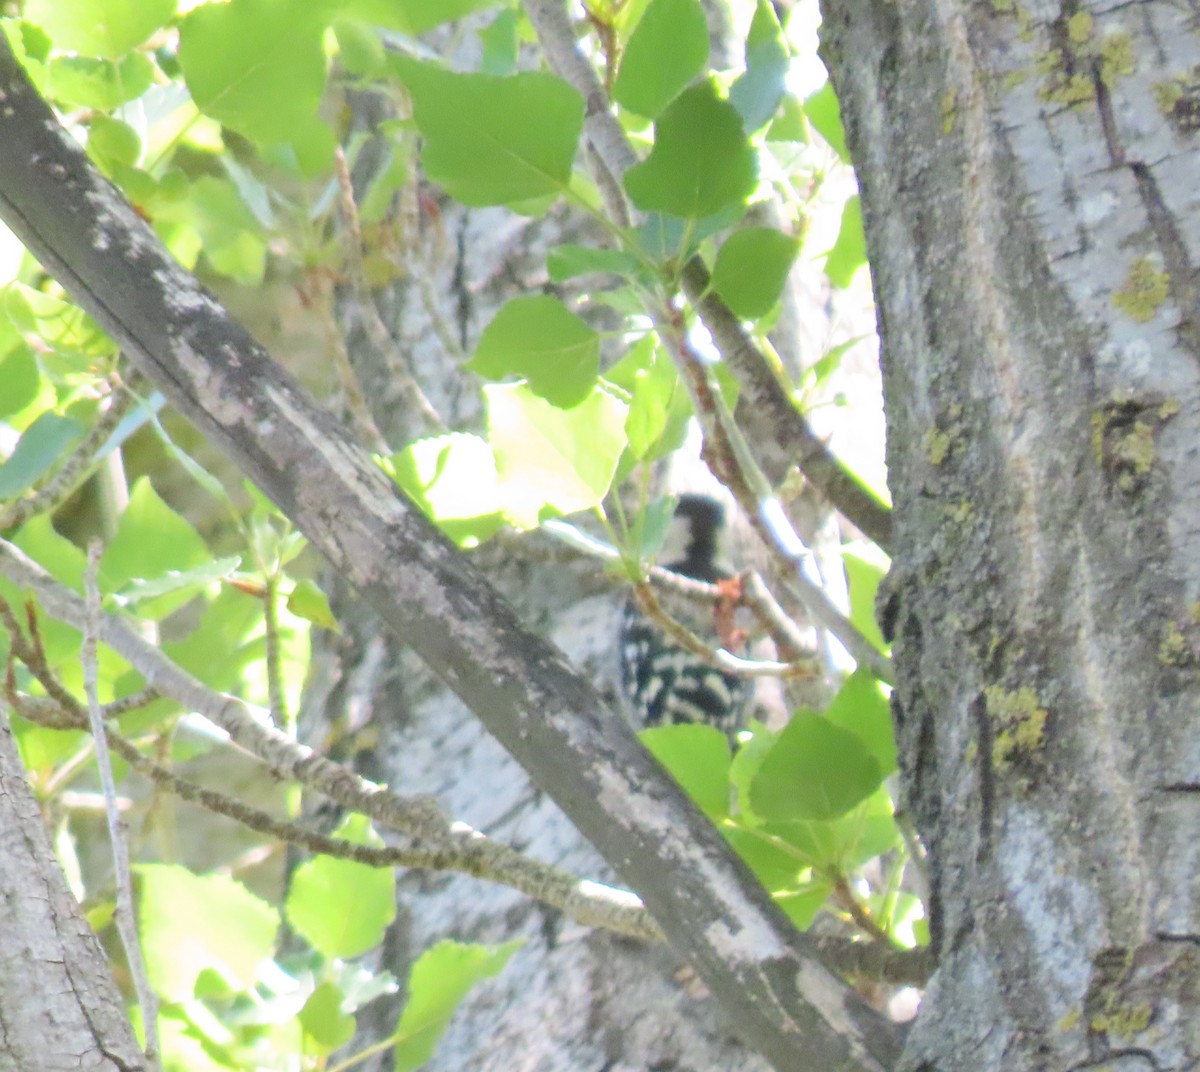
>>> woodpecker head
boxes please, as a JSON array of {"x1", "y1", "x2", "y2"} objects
[{"x1": 661, "y1": 493, "x2": 730, "y2": 582}]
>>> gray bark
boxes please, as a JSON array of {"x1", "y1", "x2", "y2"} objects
[
  {"x1": 823, "y1": 1, "x2": 1200, "y2": 1068},
  {"x1": 0, "y1": 715, "x2": 146, "y2": 1071}
]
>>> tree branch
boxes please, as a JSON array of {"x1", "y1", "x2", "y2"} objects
[
  {"x1": 522, "y1": 0, "x2": 892, "y2": 549},
  {"x1": 0, "y1": 45, "x2": 902, "y2": 1072},
  {"x1": 0, "y1": 549, "x2": 657, "y2": 942}
]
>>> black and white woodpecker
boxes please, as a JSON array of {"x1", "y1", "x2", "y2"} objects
[{"x1": 618, "y1": 494, "x2": 751, "y2": 734}]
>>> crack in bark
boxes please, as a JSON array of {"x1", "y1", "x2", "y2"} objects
[
  {"x1": 970, "y1": 692, "x2": 996, "y2": 863},
  {"x1": 1093, "y1": 64, "x2": 1200, "y2": 358}
]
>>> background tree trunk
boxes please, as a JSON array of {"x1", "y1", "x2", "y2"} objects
[{"x1": 823, "y1": 2, "x2": 1200, "y2": 1068}]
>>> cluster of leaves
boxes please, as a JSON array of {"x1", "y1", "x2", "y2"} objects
[
  {"x1": 0, "y1": 0, "x2": 900, "y2": 1068},
  {"x1": 134, "y1": 816, "x2": 518, "y2": 1070},
  {"x1": 647, "y1": 669, "x2": 919, "y2": 942}
]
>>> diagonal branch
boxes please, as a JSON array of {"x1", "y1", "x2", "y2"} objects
[
  {"x1": 522, "y1": 0, "x2": 892, "y2": 549},
  {"x1": 0, "y1": 44, "x2": 901, "y2": 1072}
]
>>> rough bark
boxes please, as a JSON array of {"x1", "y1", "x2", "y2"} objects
[
  {"x1": 0, "y1": 715, "x2": 146, "y2": 1071},
  {"x1": 823, "y1": 1, "x2": 1200, "y2": 1068},
  {"x1": 0, "y1": 38, "x2": 900, "y2": 1072}
]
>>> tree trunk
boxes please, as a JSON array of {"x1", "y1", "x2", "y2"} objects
[
  {"x1": 0, "y1": 717, "x2": 146, "y2": 1071},
  {"x1": 823, "y1": 2, "x2": 1200, "y2": 1068}
]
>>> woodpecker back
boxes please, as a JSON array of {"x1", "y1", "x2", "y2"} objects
[{"x1": 619, "y1": 496, "x2": 751, "y2": 734}]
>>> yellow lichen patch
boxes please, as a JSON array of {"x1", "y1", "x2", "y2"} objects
[
  {"x1": 942, "y1": 88, "x2": 957, "y2": 134},
  {"x1": 1152, "y1": 78, "x2": 1185, "y2": 114},
  {"x1": 1113, "y1": 421, "x2": 1156, "y2": 474},
  {"x1": 925, "y1": 428, "x2": 952, "y2": 465},
  {"x1": 1091, "y1": 1002, "x2": 1152, "y2": 1038},
  {"x1": 986, "y1": 685, "x2": 1047, "y2": 767},
  {"x1": 948, "y1": 500, "x2": 974, "y2": 524},
  {"x1": 1067, "y1": 10, "x2": 1094, "y2": 45},
  {"x1": 1099, "y1": 33, "x2": 1134, "y2": 83},
  {"x1": 1159, "y1": 621, "x2": 1187, "y2": 665},
  {"x1": 1090, "y1": 412, "x2": 1106, "y2": 466},
  {"x1": 1002, "y1": 67, "x2": 1031, "y2": 90},
  {"x1": 1112, "y1": 257, "x2": 1170, "y2": 322},
  {"x1": 1057, "y1": 1007, "x2": 1082, "y2": 1032}
]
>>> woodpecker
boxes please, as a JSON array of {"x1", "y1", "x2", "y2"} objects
[{"x1": 619, "y1": 495, "x2": 751, "y2": 734}]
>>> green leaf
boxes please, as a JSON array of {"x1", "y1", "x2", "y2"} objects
[
  {"x1": 843, "y1": 546, "x2": 889, "y2": 655},
  {"x1": 711, "y1": 227, "x2": 799, "y2": 320},
  {"x1": 546, "y1": 244, "x2": 644, "y2": 284},
  {"x1": 108, "y1": 556, "x2": 242, "y2": 612},
  {"x1": 635, "y1": 201, "x2": 748, "y2": 263},
  {"x1": 823, "y1": 669, "x2": 896, "y2": 776},
  {"x1": 825, "y1": 195, "x2": 867, "y2": 289},
  {"x1": 299, "y1": 982, "x2": 357, "y2": 1054},
  {"x1": 729, "y1": 0, "x2": 790, "y2": 133},
  {"x1": 479, "y1": 9, "x2": 520, "y2": 77},
  {"x1": 100, "y1": 478, "x2": 212, "y2": 618},
  {"x1": 722, "y1": 826, "x2": 804, "y2": 891},
  {"x1": 333, "y1": 18, "x2": 386, "y2": 78},
  {"x1": 179, "y1": 0, "x2": 331, "y2": 150},
  {"x1": 341, "y1": 0, "x2": 500, "y2": 34},
  {"x1": 13, "y1": 514, "x2": 87, "y2": 593},
  {"x1": 286, "y1": 817, "x2": 396, "y2": 959},
  {"x1": 25, "y1": 0, "x2": 175, "y2": 58},
  {"x1": 640, "y1": 724, "x2": 732, "y2": 821},
  {"x1": 612, "y1": 0, "x2": 708, "y2": 119},
  {"x1": 468, "y1": 296, "x2": 599, "y2": 408},
  {"x1": 87, "y1": 116, "x2": 142, "y2": 174},
  {"x1": 392, "y1": 57, "x2": 583, "y2": 208},
  {"x1": 624, "y1": 81, "x2": 757, "y2": 219},
  {"x1": 486, "y1": 383, "x2": 627, "y2": 527},
  {"x1": 605, "y1": 335, "x2": 691, "y2": 461},
  {"x1": 48, "y1": 53, "x2": 155, "y2": 110},
  {"x1": 5, "y1": 283, "x2": 114, "y2": 359},
  {"x1": 163, "y1": 585, "x2": 265, "y2": 693},
  {"x1": 803, "y1": 82, "x2": 850, "y2": 163},
  {"x1": 0, "y1": 412, "x2": 84, "y2": 499},
  {"x1": 138, "y1": 864, "x2": 279, "y2": 1002},
  {"x1": 750, "y1": 711, "x2": 882, "y2": 821},
  {"x1": 777, "y1": 881, "x2": 834, "y2": 930},
  {"x1": 0, "y1": 348, "x2": 40, "y2": 419},
  {"x1": 287, "y1": 578, "x2": 340, "y2": 631},
  {"x1": 394, "y1": 939, "x2": 522, "y2": 1072},
  {"x1": 382, "y1": 433, "x2": 506, "y2": 548},
  {"x1": 154, "y1": 176, "x2": 267, "y2": 286}
]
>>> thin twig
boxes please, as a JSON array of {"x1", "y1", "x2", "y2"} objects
[
  {"x1": 632, "y1": 582, "x2": 818, "y2": 680},
  {"x1": 3, "y1": 612, "x2": 932, "y2": 984},
  {"x1": 310, "y1": 271, "x2": 390, "y2": 454},
  {"x1": 661, "y1": 318, "x2": 893, "y2": 683},
  {"x1": 681, "y1": 258, "x2": 894, "y2": 549},
  {"x1": 83, "y1": 541, "x2": 160, "y2": 1069},
  {"x1": 0, "y1": 371, "x2": 142, "y2": 530},
  {"x1": 261, "y1": 575, "x2": 287, "y2": 730},
  {"x1": 832, "y1": 876, "x2": 893, "y2": 946},
  {"x1": 332, "y1": 146, "x2": 444, "y2": 437},
  {"x1": 15, "y1": 685, "x2": 664, "y2": 942}
]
